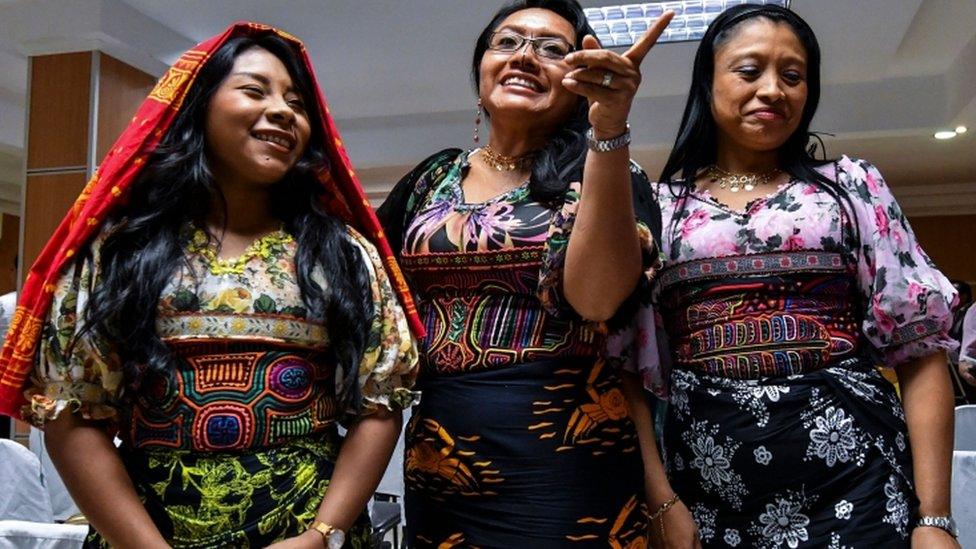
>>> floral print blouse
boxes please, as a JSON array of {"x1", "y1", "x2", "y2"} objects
[
  {"x1": 653, "y1": 155, "x2": 957, "y2": 368},
  {"x1": 27, "y1": 224, "x2": 418, "y2": 430},
  {"x1": 396, "y1": 150, "x2": 658, "y2": 321}
]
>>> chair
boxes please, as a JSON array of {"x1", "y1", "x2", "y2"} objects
[
  {"x1": 370, "y1": 492, "x2": 402, "y2": 549},
  {"x1": 952, "y1": 450, "x2": 976, "y2": 548},
  {"x1": 0, "y1": 440, "x2": 88, "y2": 548},
  {"x1": 0, "y1": 440, "x2": 53, "y2": 522},
  {"x1": 370, "y1": 408, "x2": 409, "y2": 548},
  {"x1": 28, "y1": 429, "x2": 80, "y2": 522},
  {"x1": 955, "y1": 405, "x2": 976, "y2": 451}
]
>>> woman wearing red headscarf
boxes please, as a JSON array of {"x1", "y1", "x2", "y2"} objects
[{"x1": 0, "y1": 23, "x2": 419, "y2": 548}]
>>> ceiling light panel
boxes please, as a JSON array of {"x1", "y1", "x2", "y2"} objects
[{"x1": 585, "y1": 0, "x2": 791, "y2": 47}]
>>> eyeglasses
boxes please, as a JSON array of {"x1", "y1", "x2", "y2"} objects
[{"x1": 487, "y1": 31, "x2": 575, "y2": 61}]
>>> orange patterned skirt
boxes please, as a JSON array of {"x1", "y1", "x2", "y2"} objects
[{"x1": 404, "y1": 357, "x2": 648, "y2": 548}]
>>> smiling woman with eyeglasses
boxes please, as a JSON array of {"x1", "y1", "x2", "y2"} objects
[{"x1": 377, "y1": 0, "x2": 673, "y2": 546}]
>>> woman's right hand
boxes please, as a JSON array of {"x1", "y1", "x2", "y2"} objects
[
  {"x1": 649, "y1": 500, "x2": 701, "y2": 549},
  {"x1": 959, "y1": 360, "x2": 976, "y2": 386}
]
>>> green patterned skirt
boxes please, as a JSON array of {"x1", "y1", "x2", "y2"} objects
[{"x1": 84, "y1": 433, "x2": 372, "y2": 548}]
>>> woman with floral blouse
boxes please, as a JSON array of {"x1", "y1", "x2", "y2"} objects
[
  {"x1": 621, "y1": 5, "x2": 960, "y2": 548},
  {"x1": 0, "y1": 24, "x2": 419, "y2": 548},
  {"x1": 379, "y1": 1, "x2": 674, "y2": 545}
]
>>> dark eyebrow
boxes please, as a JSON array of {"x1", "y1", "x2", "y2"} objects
[
  {"x1": 231, "y1": 71, "x2": 270, "y2": 85},
  {"x1": 725, "y1": 49, "x2": 807, "y2": 67},
  {"x1": 496, "y1": 24, "x2": 571, "y2": 41}
]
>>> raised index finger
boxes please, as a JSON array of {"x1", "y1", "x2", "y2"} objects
[{"x1": 623, "y1": 11, "x2": 675, "y2": 65}]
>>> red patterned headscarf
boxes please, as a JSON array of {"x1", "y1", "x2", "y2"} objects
[{"x1": 0, "y1": 22, "x2": 423, "y2": 418}]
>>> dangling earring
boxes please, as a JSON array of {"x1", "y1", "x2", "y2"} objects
[{"x1": 473, "y1": 98, "x2": 483, "y2": 144}]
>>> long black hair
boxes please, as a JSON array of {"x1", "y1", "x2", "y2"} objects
[
  {"x1": 83, "y1": 34, "x2": 372, "y2": 412},
  {"x1": 659, "y1": 4, "x2": 857, "y2": 256},
  {"x1": 472, "y1": 0, "x2": 595, "y2": 206}
]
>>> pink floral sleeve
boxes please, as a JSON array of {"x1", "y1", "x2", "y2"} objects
[{"x1": 838, "y1": 156, "x2": 958, "y2": 367}]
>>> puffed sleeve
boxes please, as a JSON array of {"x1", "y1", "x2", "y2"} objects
[
  {"x1": 26, "y1": 238, "x2": 123, "y2": 427},
  {"x1": 838, "y1": 156, "x2": 958, "y2": 367},
  {"x1": 604, "y1": 167, "x2": 668, "y2": 398},
  {"x1": 342, "y1": 227, "x2": 419, "y2": 418},
  {"x1": 538, "y1": 160, "x2": 660, "y2": 318}
]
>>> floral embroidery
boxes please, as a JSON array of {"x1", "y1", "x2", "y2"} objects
[
  {"x1": 807, "y1": 406, "x2": 859, "y2": 467},
  {"x1": 834, "y1": 500, "x2": 853, "y2": 520},
  {"x1": 827, "y1": 532, "x2": 853, "y2": 549},
  {"x1": 753, "y1": 492, "x2": 812, "y2": 548},
  {"x1": 683, "y1": 420, "x2": 748, "y2": 509},
  {"x1": 882, "y1": 474, "x2": 911, "y2": 536},
  {"x1": 691, "y1": 503, "x2": 717, "y2": 543},
  {"x1": 186, "y1": 227, "x2": 294, "y2": 276},
  {"x1": 753, "y1": 446, "x2": 772, "y2": 466}
]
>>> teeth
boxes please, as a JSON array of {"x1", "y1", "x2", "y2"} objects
[
  {"x1": 254, "y1": 133, "x2": 291, "y2": 149},
  {"x1": 503, "y1": 77, "x2": 539, "y2": 91}
]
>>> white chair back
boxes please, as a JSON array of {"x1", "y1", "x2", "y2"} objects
[
  {"x1": 952, "y1": 450, "x2": 976, "y2": 548},
  {"x1": 956, "y1": 405, "x2": 976, "y2": 451},
  {"x1": 0, "y1": 440, "x2": 53, "y2": 522},
  {"x1": 28, "y1": 429, "x2": 79, "y2": 522}
]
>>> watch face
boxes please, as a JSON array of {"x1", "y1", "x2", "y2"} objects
[{"x1": 327, "y1": 529, "x2": 346, "y2": 549}]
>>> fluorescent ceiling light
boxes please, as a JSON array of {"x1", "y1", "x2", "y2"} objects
[
  {"x1": 933, "y1": 130, "x2": 957, "y2": 140},
  {"x1": 955, "y1": 125, "x2": 968, "y2": 134},
  {"x1": 585, "y1": 0, "x2": 791, "y2": 47}
]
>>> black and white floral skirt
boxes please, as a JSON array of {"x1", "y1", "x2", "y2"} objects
[{"x1": 664, "y1": 361, "x2": 916, "y2": 548}]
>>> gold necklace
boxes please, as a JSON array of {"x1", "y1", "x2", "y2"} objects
[
  {"x1": 480, "y1": 145, "x2": 535, "y2": 172},
  {"x1": 706, "y1": 165, "x2": 781, "y2": 193}
]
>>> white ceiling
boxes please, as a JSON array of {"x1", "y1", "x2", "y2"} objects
[{"x1": 0, "y1": 0, "x2": 973, "y2": 216}]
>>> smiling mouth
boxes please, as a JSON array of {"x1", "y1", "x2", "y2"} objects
[
  {"x1": 252, "y1": 132, "x2": 295, "y2": 150},
  {"x1": 502, "y1": 76, "x2": 543, "y2": 92}
]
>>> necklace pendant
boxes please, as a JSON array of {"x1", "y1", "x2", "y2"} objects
[
  {"x1": 705, "y1": 165, "x2": 781, "y2": 196},
  {"x1": 482, "y1": 145, "x2": 534, "y2": 172}
]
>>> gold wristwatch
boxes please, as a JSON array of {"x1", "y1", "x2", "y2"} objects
[{"x1": 309, "y1": 521, "x2": 346, "y2": 549}]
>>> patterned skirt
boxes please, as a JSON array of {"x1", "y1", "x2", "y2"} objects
[
  {"x1": 664, "y1": 361, "x2": 916, "y2": 548},
  {"x1": 404, "y1": 357, "x2": 648, "y2": 548},
  {"x1": 84, "y1": 433, "x2": 372, "y2": 548}
]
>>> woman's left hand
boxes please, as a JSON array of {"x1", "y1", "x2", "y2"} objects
[
  {"x1": 561, "y1": 11, "x2": 674, "y2": 138},
  {"x1": 265, "y1": 530, "x2": 322, "y2": 549},
  {"x1": 912, "y1": 527, "x2": 961, "y2": 548}
]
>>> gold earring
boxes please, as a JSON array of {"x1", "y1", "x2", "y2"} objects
[{"x1": 473, "y1": 98, "x2": 483, "y2": 144}]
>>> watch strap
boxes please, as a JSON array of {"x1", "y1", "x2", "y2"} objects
[
  {"x1": 586, "y1": 124, "x2": 631, "y2": 153},
  {"x1": 916, "y1": 515, "x2": 958, "y2": 538}
]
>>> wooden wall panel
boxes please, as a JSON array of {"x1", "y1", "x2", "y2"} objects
[
  {"x1": 0, "y1": 214, "x2": 19, "y2": 294},
  {"x1": 26, "y1": 53, "x2": 91, "y2": 170},
  {"x1": 22, "y1": 173, "x2": 87, "y2": 281},
  {"x1": 96, "y1": 54, "x2": 156, "y2": 162},
  {"x1": 908, "y1": 214, "x2": 976, "y2": 284}
]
